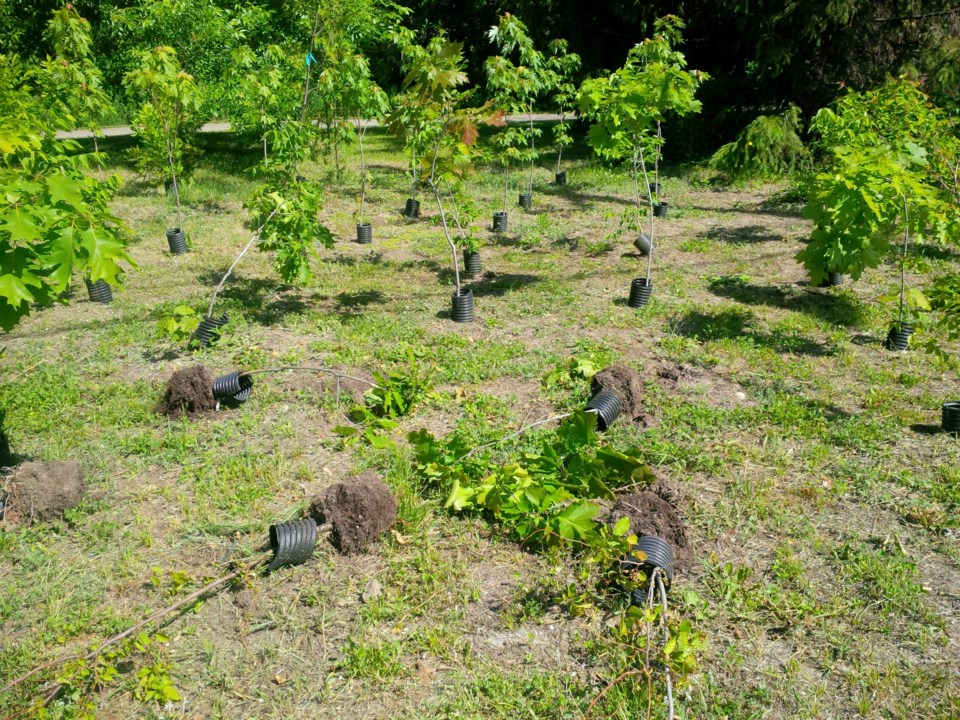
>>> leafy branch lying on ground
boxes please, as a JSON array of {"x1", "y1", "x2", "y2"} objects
[
  {"x1": 407, "y1": 407, "x2": 707, "y2": 715},
  {"x1": 409, "y1": 409, "x2": 650, "y2": 560}
]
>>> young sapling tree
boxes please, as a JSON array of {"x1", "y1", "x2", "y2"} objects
[
  {"x1": 545, "y1": 39, "x2": 581, "y2": 183},
  {"x1": 402, "y1": 35, "x2": 501, "y2": 320},
  {"x1": 386, "y1": 28, "x2": 440, "y2": 218},
  {"x1": 342, "y1": 53, "x2": 390, "y2": 241},
  {"x1": 801, "y1": 77, "x2": 959, "y2": 296},
  {"x1": 229, "y1": 44, "x2": 301, "y2": 160},
  {"x1": 386, "y1": 89, "x2": 428, "y2": 216},
  {"x1": 579, "y1": 16, "x2": 705, "y2": 300},
  {"x1": 32, "y1": 6, "x2": 113, "y2": 178},
  {"x1": 304, "y1": 0, "x2": 407, "y2": 179},
  {"x1": 124, "y1": 46, "x2": 203, "y2": 246},
  {"x1": 486, "y1": 13, "x2": 550, "y2": 213}
]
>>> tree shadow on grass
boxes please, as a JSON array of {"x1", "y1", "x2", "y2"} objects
[
  {"x1": 335, "y1": 290, "x2": 386, "y2": 310},
  {"x1": 437, "y1": 269, "x2": 540, "y2": 298},
  {"x1": 367, "y1": 163, "x2": 408, "y2": 177},
  {"x1": 913, "y1": 241, "x2": 960, "y2": 262},
  {"x1": 707, "y1": 275, "x2": 866, "y2": 328},
  {"x1": 196, "y1": 270, "x2": 307, "y2": 326},
  {"x1": 672, "y1": 308, "x2": 839, "y2": 356},
  {"x1": 702, "y1": 224, "x2": 785, "y2": 245}
]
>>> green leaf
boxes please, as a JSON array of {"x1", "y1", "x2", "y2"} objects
[
  {"x1": 0, "y1": 207, "x2": 43, "y2": 243},
  {"x1": 366, "y1": 431, "x2": 396, "y2": 450},
  {"x1": 46, "y1": 173, "x2": 84, "y2": 207},
  {"x1": 444, "y1": 476, "x2": 475, "y2": 511},
  {"x1": 906, "y1": 287, "x2": 931, "y2": 311},
  {"x1": 613, "y1": 516, "x2": 631, "y2": 537},
  {"x1": 0, "y1": 272, "x2": 40, "y2": 308}
]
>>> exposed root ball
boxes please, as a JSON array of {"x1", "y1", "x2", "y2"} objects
[
  {"x1": 592, "y1": 365, "x2": 645, "y2": 422},
  {"x1": 7, "y1": 461, "x2": 85, "y2": 524},
  {"x1": 606, "y1": 490, "x2": 691, "y2": 572},
  {"x1": 310, "y1": 473, "x2": 397, "y2": 555},
  {"x1": 159, "y1": 366, "x2": 216, "y2": 417}
]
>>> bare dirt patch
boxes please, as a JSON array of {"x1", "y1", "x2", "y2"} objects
[{"x1": 655, "y1": 361, "x2": 752, "y2": 409}]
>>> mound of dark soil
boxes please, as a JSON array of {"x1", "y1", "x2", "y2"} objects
[
  {"x1": 606, "y1": 488, "x2": 691, "y2": 572},
  {"x1": 310, "y1": 473, "x2": 397, "y2": 554},
  {"x1": 7, "y1": 461, "x2": 85, "y2": 523},
  {"x1": 592, "y1": 365, "x2": 645, "y2": 423},
  {"x1": 159, "y1": 366, "x2": 216, "y2": 417}
]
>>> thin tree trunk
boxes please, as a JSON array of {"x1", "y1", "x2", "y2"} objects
[
  {"x1": 410, "y1": 147, "x2": 418, "y2": 199},
  {"x1": 556, "y1": 110, "x2": 564, "y2": 173},
  {"x1": 428, "y1": 125, "x2": 461, "y2": 294},
  {"x1": 209, "y1": 206, "x2": 281, "y2": 317},
  {"x1": 445, "y1": 181, "x2": 468, "y2": 241},
  {"x1": 654, "y1": 121, "x2": 662, "y2": 196},
  {"x1": 502, "y1": 165, "x2": 509, "y2": 214},
  {"x1": 636, "y1": 145, "x2": 655, "y2": 282},
  {"x1": 92, "y1": 133, "x2": 105, "y2": 181},
  {"x1": 528, "y1": 112, "x2": 536, "y2": 195},
  {"x1": 164, "y1": 133, "x2": 183, "y2": 231},
  {"x1": 300, "y1": 10, "x2": 321, "y2": 123},
  {"x1": 333, "y1": 101, "x2": 341, "y2": 178},
  {"x1": 356, "y1": 121, "x2": 367, "y2": 225},
  {"x1": 432, "y1": 184, "x2": 461, "y2": 295},
  {"x1": 899, "y1": 201, "x2": 910, "y2": 324}
]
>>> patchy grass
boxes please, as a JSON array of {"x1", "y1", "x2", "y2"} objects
[{"x1": 1, "y1": 127, "x2": 959, "y2": 719}]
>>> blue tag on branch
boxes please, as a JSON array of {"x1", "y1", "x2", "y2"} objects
[{"x1": 306, "y1": 52, "x2": 316, "y2": 66}]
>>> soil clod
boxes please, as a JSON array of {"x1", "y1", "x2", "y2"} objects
[
  {"x1": 6, "y1": 461, "x2": 85, "y2": 524},
  {"x1": 309, "y1": 473, "x2": 397, "y2": 554},
  {"x1": 592, "y1": 365, "x2": 645, "y2": 422},
  {"x1": 159, "y1": 366, "x2": 216, "y2": 417},
  {"x1": 606, "y1": 490, "x2": 691, "y2": 572}
]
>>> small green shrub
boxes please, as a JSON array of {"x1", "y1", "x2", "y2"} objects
[{"x1": 709, "y1": 105, "x2": 809, "y2": 182}]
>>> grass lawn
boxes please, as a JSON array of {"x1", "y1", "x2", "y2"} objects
[{"x1": 1, "y1": 127, "x2": 959, "y2": 719}]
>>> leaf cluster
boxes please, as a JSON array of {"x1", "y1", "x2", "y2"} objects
[
  {"x1": 229, "y1": 44, "x2": 302, "y2": 138},
  {"x1": 123, "y1": 46, "x2": 204, "y2": 182},
  {"x1": 799, "y1": 77, "x2": 960, "y2": 286},
  {"x1": 155, "y1": 304, "x2": 200, "y2": 344},
  {"x1": 334, "y1": 354, "x2": 435, "y2": 450},
  {"x1": 363, "y1": 354, "x2": 435, "y2": 419},
  {"x1": 246, "y1": 177, "x2": 333, "y2": 285},
  {"x1": 545, "y1": 39, "x2": 582, "y2": 152},
  {"x1": 580, "y1": 16, "x2": 707, "y2": 163},
  {"x1": 0, "y1": 117, "x2": 133, "y2": 331},
  {"x1": 30, "y1": 6, "x2": 112, "y2": 133},
  {"x1": 484, "y1": 14, "x2": 553, "y2": 163}
]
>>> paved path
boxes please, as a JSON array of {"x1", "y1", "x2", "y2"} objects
[{"x1": 55, "y1": 113, "x2": 568, "y2": 140}]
